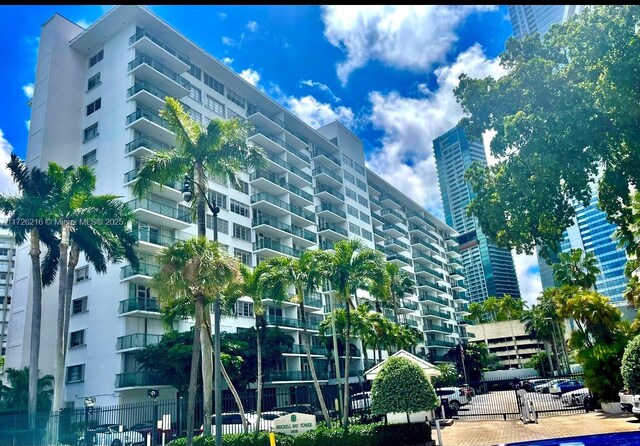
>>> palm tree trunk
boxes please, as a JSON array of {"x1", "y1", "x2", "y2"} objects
[
  {"x1": 63, "y1": 244, "x2": 79, "y2": 374},
  {"x1": 53, "y1": 225, "x2": 70, "y2": 413},
  {"x1": 342, "y1": 294, "x2": 351, "y2": 430},
  {"x1": 28, "y1": 229, "x2": 42, "y2": 428},
  {"x1": 298, "y1": 294, "x2": 331, "y2": 426},
  {"x1": 200, "y1": 297, "x2": 213, "y2": 437},
  {"x1": 220, "y1": 362, "x2": 248, "y2": 432},
  {"x1": 186, "y1": 300, "x2": 203, "y2": 446},
  {"x1": 254, "y1": 321, "x2": 263, "y2": 439},
  {"x1": 328, "y1": 289, "x2": 343, "y2": 420}
]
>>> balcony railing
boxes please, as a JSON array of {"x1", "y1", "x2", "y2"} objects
[
  {"x1": 126, "y1": 107, "x2": 172, "y2": 131},
  {"x1": 316, "y1": 202, "x2": 346, "y2": 219},
  {"x1": 428, "y1": 339, "x2": 456, "y2": 348},
  {"x1": 283, "y1": 344, "x2": 327, "y2": 355},
  {"x1": 264, "y1": 314, "x2": 319, "y2": 330},
  {"x1": 116, "y1": 371, "x2": 172, "y2": 388},
  {"x1": 312, "y1": 166, "x2": 343, "y2": 184},
  {"x1": 421, "y1": 308, "x2": 450, "y2": 319},
  {"x1": 127, "y1": 54, "x2": 191, "y2": 89},
  {"x1": 414, "y1": 265, "x2": 444, "y2": 280},
  {"x1": 266, "y1": 152, "x2": 312, "y2": 183},
  {"x1": 249, "y1": 169, "x2": 313, "y2": 202},
  {"x1": 385, "y1": 238, "x2": 410, "y2": 251},
  {"x1": 118, "y1": 297, "x2": 160, "y2": 314},
  {"x1": 265, "y1": 370, "x2": 328, "y2": 382},
  {"x1": 129, "y1": 28, "x2": 190, "y2": 64},
  {"x1": 284, "y1": 124, "x2": 309, "y2": 144},
  {"x1": 127, "y1": 198, "x2": 191, "y2": 223},
  {"x1": 383, "y1": 223, "x2": 408, "y2": 237},
  {"x1": 247, "y1": 103, "x2": 285, "y2": 128},
  {"x1": 379, "y1": 193, "x2": 402, "y2": 207},
  {"x1": 416, "y1": 278, "x2": 447, "y2": 293},
  {"x1": 398, "y1": 299, "x2": 419, "y2": 311},
  {"x1": 411, "y1": 238, "x2": 440, "y2": 253},
  {"x1": 317, "y1": 222, "x2": 348, "y2": 237},
  {"x1": 381, "y1": 208, "x2": 405, "y2": 221},
  {"x1": 423, "y1": 324, "x2": 454, "y2": 334},
  {"x1": 249, "y1": 127, "x2": 310, "y2": 163},
  {"x1": 251, "y1": 192, "x2": 315, "y2": 222},
  {"x1": 116, "y1": 333, "x2": 163, "y2": 350},
  {"x1": 315, "y1": 184, "x2": 345, "y2": 201},
  {"x1": 127, "y1": 80, "x2": 170, "y2": 102},
  {"x1": 413, "y1": 251, "x2": 444, "y2": 268},
  {"x1": 252, "y1": 214, "x2": 316, "y2": 243},
  {"x1": 125, "y1": 135, "x2": 171, "y2": 154},
  {"x1": 254, "y1": 239, "x2": 306, "y2": 258},
  {"x1": 311, "y1": 146, "x2": 341, "y2": 166},
  {"x1": 418, "y1": 293, "x2": 449, "y2": 306},
  {"x1": 406, "y1": 211, "x2": 437, "y2": 230}
]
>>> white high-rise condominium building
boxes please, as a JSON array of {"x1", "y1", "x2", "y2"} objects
[
  {"x1": 7, "y1": 5, "x2": 470, "y2": 408},
  {"x1": 0, "y1": 218, "x2": 15, "y2": 374}
]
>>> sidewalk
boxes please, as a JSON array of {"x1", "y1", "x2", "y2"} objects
[{"x1": 437, "y1": 412, "x2": 640, "y2": 446}]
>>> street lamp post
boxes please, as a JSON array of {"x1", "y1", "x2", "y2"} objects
[
  {"x1": 148, "y1": 389, "x2": 160, "y2": 446},
  {"x1": 83, "y1": 397, "x2": 95, "y2": 446},
  {"x1": 182, "y1": 175, "x2": 222, "y2": 446}
]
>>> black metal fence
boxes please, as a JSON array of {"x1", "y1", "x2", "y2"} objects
[{"x1": 0, "y1": 382, "x2": 374, "y2": 446}]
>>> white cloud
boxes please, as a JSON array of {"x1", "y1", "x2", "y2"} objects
[
  {"x1": 512, "y1": 251, "x2": 543, "y2": 307},
  {"x1": 240, "y1": 69, "x2": 261, "y2": 87},
  {"x1": 321, "y1": 5, "x2": 496, "y2": 85},
  {"x1": 222, "y1": 36, "x2": 237, "y2": 47},
  {"x1": 221, "y1": 57, "x2": 234, "y2": 65},
  {"x1": 285, "y1": 95, "x2": 354, "y2": 130},
  {"x1": 299, "y1": 79, "x2": 341, "y2": 102},
  {"x1": 366, "y1": 44, "x2": 507, "y2": 217},
  {"x1": 246, "y1": 20, "x2": 259, "y2": 32},
  {"x1": 22, "y1": 83, "x2": 34, "y2": 100},
  {"x1": 0, "y1": 130, "x2": 18, "y2": 195}
]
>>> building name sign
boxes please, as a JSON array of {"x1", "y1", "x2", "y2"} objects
[{"x1": 273, "y1": 413, "x2": 316, "y2": 436}]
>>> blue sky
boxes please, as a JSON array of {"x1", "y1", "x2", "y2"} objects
[{"x1": 0, "y1": 5, "x2": 542, "y2": 304}]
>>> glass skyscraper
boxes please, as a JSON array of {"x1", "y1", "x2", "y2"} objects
[
  {"x1": 433, "y1": 126, "x2": 521, "y2": 303},
  {"x1": 508, "y1": 5, "x2": 586, "y2": 38}
]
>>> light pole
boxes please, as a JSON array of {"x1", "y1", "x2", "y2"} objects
[
  {"x1": 148, "y1": 389, "x2": 160, "y2": 446},
  {"x1": 182, "y1": 175, "x2": 222, "y2": 446},
  {"x1": 83, "y1": 397, "x2": 95, "y2": 446}
]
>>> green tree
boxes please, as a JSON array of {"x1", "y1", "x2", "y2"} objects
[
  {"x1": 444, "y1": 343, "x2": 486, "y2": 383},
  {"x1": 311, "y1": 239, "x2": 386, "y2": 428},
  {"x1": 495, "y1": 294, "x2": 526, "y2": 321},
  {"x1": 527, "y1": 351, "x2": 550, "y2": 377},
  {"x1": 552, "y1": 249, "x2": 600, "y2": 290},
  {"x1": 468, "y1": 302, "x2": 485, "y2": 325},
  {"x1": 0, "y1": 155, "x2": 60, "y2": 422},
  {"x1": 621, "y1": 335, "x2": 640, "y2": 394},
  {"x1": 433, "y1": 363, "x2": 458, "y2": 388},
  {"x1": 150, "y1": 237, "x2": 241, "y2": 442},
  {"x1": 521, "y1": 303, "x2": 560, "y2": 374},
  {"x1": 453, "y1": 6, "x2": 640, "y2": 258},
  {"x1": 386, "y1": 262, "x2": 415, "y2": 322},
  {"x1": 0, "y1": 367, "x2": 53, "y2": 412},
  {"x1": 482, "y1": 296, "x2": 500, "y2": 322},
  {"x1": 371, "y1": 356, "x2": 438, "y2": 424},
  {"x1": 134, "y1": 97, "x2": 266, "y2": 445}
]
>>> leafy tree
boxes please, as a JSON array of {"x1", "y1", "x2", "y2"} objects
[
  {"x1": 621, "y1": 335, "x2": 640, "y2": 394},
  {"x1": 134, "y1": 97, "x2": 266, "y2": 445},
  {"x1": 552, "y1": 249, "x2": 600, "y2": 290},
  {"x1": 386, "y1": 262, "x2": 415, "y2": 322},
  {"x1": 495, "y1": 294, "x2": 526, "y2": 321},
  {"x1": 444, "y1": 343, "x2": 486, "y2": 382},
  {"x1": 0, "y1": 367, "x2": 53, "y2": 412},
  {"x1": 371, "y1": 356, "x2": 438, "y2": 424},
  {"x1": 468, "y1": 302, "x2": 485, "y2": 325},
  {"x1": 482, "y1": 297, "x2": 499, "y2": 322},
  {"x1": 433, "y1": 363, "x2": 458, "y2": 388},
  {"x1": 526, "y1": 352, "x2": 550, "y2": 377},
  {"x1": 453, "y1": 5, "x2": 640, "y2": 258}
]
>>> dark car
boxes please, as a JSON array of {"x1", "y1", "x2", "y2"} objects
[{"x1": 549, "y1": 379, "x2": 584, "y2": 395}]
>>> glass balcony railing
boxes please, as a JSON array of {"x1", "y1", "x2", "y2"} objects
[
  {"x1": 249, "y1": 170, "x2": 313, "y2": 202},
  {"x1": 124, "y1": 169, "x2": 181, "y2": 190},
  {"x1": 413, "y1": 251, "x2": 445, "y2": 268},
  {"x1": 126, "y1": 107, "x2": 172, "y2": 131},
  {"x1": 251, "y1": 192, "x2": 315, "y2": 222},
  {"x1": 398, "y1": 299, "x2": 419, "y2": 311},
  {"x1": 423, "y1": 324, "x2": 454, "y2": 334},
  {"x1": 264, "y1": 314, "x2": 319, "y2": 330},
  {"x1": 317, "y1": 222, "x2": 348, "y2": 237},
  {"x1": 247, "y1": 103, "x2": 285, "y2": 128},
  {"x1": 127, "y1": 198, "x2": 191, "y2": 223},
  {"x1": 283, "y1": 344, "x2": 327, "y2": 355},
  {"x1": 411, "y1": 238, "x2": 440, "y2": 253},
  {"x1": 428, "y1": 339, "x2": 455, "y2": 348},
  {"x1": 314, "y1": 184, "x2": 345, "y2": 201},
  {"x1": 127, "y1": 80, "x2": 170, "y2": 102},
  {"x1": 385, "y1": 238, "x2": 410, "y2": 251},
  {"x1": 304, "y1": 292, "x2": 323, "y2": 308},
  {"x1": 266, "y1": 153, "x2": 312, "y2": 183},
  {"x1": 418, "y1": 293, "x2": 449, "y2": 306},
  {"x1": 265, "y1": 370, "x2": 328, "y2": 382},
  {"x1": 127, "y1": 54, "x2": 191, "y2": 89},
  {"x1": 416, "y1": 278, "x2": 447, "y2": 293},
  {"x1": 381, "y1": 208, "x2": 405, "y2": 221},
  {"x1": 312, "y1": 166, "x2": 343, "y2": 184},
  {"x1": 116, "y1": 371, "x2": 172, "y2": 388},
  {"x1": 311, "y1": 145, "x2": 341, "y2": 167},
  {"x1": 406, "y1": 211, "x2": 437, "y2": 230},
  {"x1": 118, "y1": 297, "x2": 160, "y2": 314},
  {"x1": 129, "y1": 28, "x2": 190, "y2": 64},
  {"x1": 134, "y1": 227, "x2": 187, "y2": 247},
  {"x1": 316, "y1": 202, "x2": 346, "y2": 219},
  {"x1": 284, "y1": 123, "x2": 309, "y2": 144},
  {"x1": 414, "y1": 265, "x2": 445, "y2": 280},
  {"x1": 121, "y1": 262, "x2": 161, "y2": 279},
  {"x1": 379, "y1": 193, "x2": 402, "y2": 207},
  {"x1": 373, "y1": 228, "x2": 385, "y2": 238},
  {"x1": 252, "y1": 214, "x2": 316, "y2": 243},
  {"x1": 249, "y1": 127, "x2": 310, "y2": 163},
  {"x1": 404, "y1": 319, "x2": 418, "y2": 328},
  {"x1": 421, "y1": 308, "x2": 450, "y2": 319},
  {"x1": 253, "y1": 239, "x2": 306, "y2": 258},
  {"x1": 116, "y1": 333, "x2": 163, "y2": 350},
  {"x1": 383, "y1": 223, "x2": 408, "y2": 236},
  {"x1": 125, "y1": 135, "x2": 171, "y2": 154}
]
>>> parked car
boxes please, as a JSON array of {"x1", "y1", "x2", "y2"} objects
[
  {"x1": 248, "y1": 411, "x2": 290, "y2": 431},
  {"x1": 196, "y1": 412, "x2": 248, "y2": 436},
  {"x1": 534, "y1": 379, "x2": 566, "y2": 394},
  {"x1": 631, "y1": 395, "x2": 640, "y2": 419},
  {"x1": 549, "y1": 379, "x2": 584, "y2": 395},
  {"x1": 562, "y1": 388, "x2": 590, "y2": 407},
  {"x1": 273, "y1": 403, "x2": 338, "y2": 421},
  {"x1": 519, "y1": 378, "x2": 549, "y2": 392},
  {"x1": 78, "y1": 424, "x2": 145, "y2": 446},
  {"x1": 619, "y1": 390, "x2": 635, "y2": 414},
  {"x1": 435, "y1": 387, "x2": 472, "y2": 410}
]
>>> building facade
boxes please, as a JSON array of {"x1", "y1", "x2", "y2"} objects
[
  {"x1": 433, "y1": 126, "x2": 521, "y2": 303},
  {"x1": 0, "y1": 219, "x2": 15, "y2": 375},
  {"x1": 507, "y1": 5, "x2": 586, "y2": 38},
  {"x1": 7, "y1": 5, "x2": 470, "y2": 408}
]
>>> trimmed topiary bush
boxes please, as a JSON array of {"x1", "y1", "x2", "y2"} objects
[
  {"x1": 622, "y1": 334, "x2": 640, "y2": 394},
  {"x1": 371, "y1": 356, "x2": 439, "y2": 423}
]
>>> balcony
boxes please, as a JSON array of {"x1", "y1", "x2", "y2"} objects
[
  {"x1": 313, "y1": 166, "x2": 343, "y2": 187},
  {"x1": 370, "y1": 196, "x2": 382, "y2": 210},
  {"x1": 421, "y1": 308, "x2": 450, "y2": 320},
  {"x1": 265, "y1": 370, "x2": 328, "y2": 382},
  {"x1": 129, "y1": 28, "x2": 190, "y2": 71},
  {"x1": 317, "y1": 222, "x2": 348, "y2": 240},
  {"x1": 311, "y1": 145, "x2": 341, "y2": 169},
  {"x1": 461, "y1": 332, "x2": 476, "y2": 339},
  {"x1": 316, "y1": 202, "x2": 346, "y2": 221},
  {"x1": 127, "y1": 198, "x2": 191, "y2": 229},
  {"x1": 452, "y1": 280, "x2": 467, "y2": 292},
  {"x1": 411, "y1": 238, "x2": 439, "y2": 254},
  {"x1": 372, "y1": 228, "x2": 385, "y2": 242},
  {"x1": 116, "y1": 371, "x2": 172, "y2": 389},
  {"x1": 124, "y1": 169, "x2": 183, "y2": 203},
  {"x1": 416, "y1": 278, "x2": 448, "y2": 294},
  {"x1": 254, "y1": 239, "x2": 305, "y2": 259},
  {"x1": 423, "y1": 324, "x2": 454, "y2": 334},
  {"x1": 379, "y1": 193, "x2": 402, "y2": 209},
  {"x1": 447, "y1": 245, "x2": 462, "y2": 258},
  {"x1": 413, "y1": 251, "x2": 444, "y2": 269},
  {"x1": 380, "y1": 208, "x2": 405, "y2": 224},
  {"x1": 247, "y1": 103, "x2": 285, "y2": 135},
  {"x1": 384, "y1": 237, "x2": 410, "y2": 252},
  {"x1": 284, "y1": 123, "x2": 309, "y2": 147},
  {"x1": 125, "y1": 135, "x2": 171, "y2": 158},
  {"x1": 264, "y1": 315, "x2": 319, "y2": 331},
  {"x1": 265, "y1": 152, "x2": 312, "y2": 185},
  {"x1": 414, "y1": 264, "x2": 445, "y2": 281},
  {"x1": 427, "y1": 339, "x2": 455, "y2": 349},
  {"x1": 127, "y1": 79, "x2": 170, "y2": 113},
  {"x1": 249, "y1": 126, "x2": 309, "y2": 165},
  {"x1": 456, "y1": 318, "x2": 473, "y2": 326},
  {"x1": 386, "y1": 253, "x2": 412, "y2": 267},
  {"x1": 406, "y1": 211, "x2": 437, "y2": 230},
  {"x1": 382, "y1": 223, "x2": 408, "y2": 238},
  {"x1": 116, "y1": 333, "x2": 163, "y2": 351},
  {"x1": 314, "y1": 183, "x2": 344, "y2": 204},
  {"x1": 135, "y1": 227, "x2": 189, "y2": 254},
  {"x1": 398, "y1": 299, "x2": 419, "y2": 312},
  {"x1": 121, "y1": 262, "x2": 160, "y2": 281},
  {"x1": 456, "y1": 304, "x2": 471, "y2": 315},
  {"x1": 252, "y1": 214, "x2": 316, "y2": 245},
  {"x1": 418, "y1": 293, "x2": 449, "y2": 306},
  {"x1": 404, "y1": 319, "x2": 418, "y2": 328},
  {"x1": 453, "y1": 292, "x2": 468, "y2": 303},
  {"x1": 127, "y1": 54, "x2": 190, "y2": 99},
  {"x1": 282, "y1": 344, "x2": 327, "y2": 356},
  {"x1": 125, "y1": 107, "x2": 174, "y2": 144},
  {"x1": 249, "y1": 170, "x2": 312, "y2": 204},
  {"x1": 251, "y1": 192, "x2": 315, "y2": 224},
  {"x1": 304, "y1": 292, "x2": 323, "y2": 308},
  {"x1": 118, "y1": 297, "x2": 160, "y2": 315}
]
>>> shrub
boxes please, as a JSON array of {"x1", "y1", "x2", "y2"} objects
[
  {"x1": 167, "y1": 432, "x2": 294, "y2": 446},
  {"x1": 622, "y1": 334, "x2": 640, "y2": 394}
]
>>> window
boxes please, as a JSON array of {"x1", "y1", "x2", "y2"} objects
[
  {"x1": 234, "y1": 248, "x2": 252, "y2": 267},
  {"x1": 358, "y1": 195, "x2": 368, "y2": 207},
  {"x1": 344, "y1": 171, "x2": 355, "y2": 184},
  {"x1": 188, "y1": 62, "x2": 202, "y2": 80},
  {"x1": 66, "y1": 364, "x2": 85, "y2": 383},
  {"x1": 205, "y1": 215, "x2": 229, "y2": 234},
  {"x1": 86, "y1": 98, "x2": 101, "y2": 116},
  {"x1": 0, "y1": 249, "x2": 8, "y2": 256},
  {"x1": 87, "y1": 73, "x2": 101, "y2": 91},
  {"x1": 359, "y1": 211, "x2": 370, "y2": 224},
  {"x1": 82, "y1": 149, "x2": 97, "y2": 166},
  {"x1": 345, "y1": 188, "x2": 357, "y2": 200},
  {"x1": 349, "y1": 223, "x2": 361, "y2": 236},
  {"x1": 232, "y1": 223, "x2": 251, "y2": 241},
  {"x1": 227, "y1": 109, "x2": 244, "y2": 120},
  {"x1": 189, "y1": 108, "x2": 201, "y2": 123},
  {"x1": 354, "y1": 162, "x2": 365, "y2": 175},
  {"x1": 189, "y1": 85, "x2": 202, "y2": 103},
  {"x1": 230, "y1": 199, "x2": 250, "y2": 218},
  {"x1": 341, "y1": 154, "x2": 354, "y2": 168},
  {"x1": 232, "y1": 179, "x2": 249, "y2": 194},
  {"x1": 211, "y1": 173, "x2": 227, "y2": 186},
  {"x1": 347, "y1": 204, "x2": 359, "y2": 218},
  {"x1": 361, "y1": 229, "x2": 372, "y2": 241},
  {"x1": 83, "y1": 123, "x2": 99, "y2": 142},
  {"x1": 75, "y1": 265, "x2": 89, "y2": 283},
  {"x1": 356, "y1": 179, "x2": 367, "y2": 192},
  {"x1": 69, "y1": 330, "x2": 85, "y2": 348},
  {"x1": 235, "y1": 301, "x2": 254, "y2": 317},
  {"x1": 89, "y1": 50, "x2": 103, "y2": 67},
  {"x1": 226, "y1": 89, "x2": 246, "y2": 109},
  {"x1": 205, "y1": 95, "x2": 225, "y2": 117},
  {"x1": 207, "y1": 189, "x2": 228, "y2": 209},
  {"x1": 204, "y1": 72, "x2": 225, "y2": 95},
  {"x1": 72, "y1": 296, "x2": 88, "y2": 315}
]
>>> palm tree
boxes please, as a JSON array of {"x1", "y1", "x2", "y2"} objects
[
  {"x1": 44, "y1": 164, "x2": 139, "y2": 412},
  {"x1": 352, "y1": 303, "x2": 377, "y2": 367},
  {"x1": 386, "y1": 262, "x2": 415, "y2": 321},
  {"x1": 496, "y1": 294, "x2": 525, "y2": 321},
  {"x1": 553, "y1": 248, "x2": 600, "y2": 290},
  {"x1": 258, "y1": 253, "x2": 332, "y2": 426},
  {"x1": 134, "y1": 97, "x2": 266, "y2": 444},
  {"x1": 482, "y1": 296, "x2": 500, "y2": 322},
  {"x1": 0, "y1": 367, "x2": 54, "y2": 412},
  {"x1": 150, "y1": 237, "x2": 241, "y2": 444},
  {"x1": 311, "y1": 239, "x2": 386, "y2": 428},
  {"x1": 0, "y1": 155, "x2": 60, "y2": 423},
  {"x1": 468, "y1": 302, "x2": 484, "y2": 324}
]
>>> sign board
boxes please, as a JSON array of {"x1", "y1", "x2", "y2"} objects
[{"x1": 273, "y1": 412, "x2": 316, "y2": 436}]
